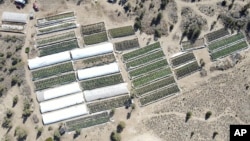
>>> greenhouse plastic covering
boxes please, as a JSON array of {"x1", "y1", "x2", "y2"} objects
[
  {"x1": 2, "y1": 12, "x2": 28, "y2": 23},
  {"x1": 36, "y1": 82, "x2": 82, "y2": 102},
  {"x1": 42, "y1": 104, "x2": 88, "y2": 124},
  {"x1": 84, "y1": 83, "x2": 129, "y2": 102},
  {"x1": 40, "y1": 92, "x2": 84, "y2": 113},
  {"x1": 77, "y1": 62, "x2": 119, "y2": 80},
  {"x1": 28, "y1": 51, "x2": 71, "y2": 70},
  {"x1": 71, "y1": 42, "x2": 113, "y2": 60}
]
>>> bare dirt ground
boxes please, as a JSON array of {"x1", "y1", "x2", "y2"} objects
[{"x1": 0, "y1": 0, "x2": 250, "y2": 141}]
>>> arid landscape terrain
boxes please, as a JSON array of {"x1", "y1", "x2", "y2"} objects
[{"x1": 0, "y1": 0, "x2": 250, "y2": 141}]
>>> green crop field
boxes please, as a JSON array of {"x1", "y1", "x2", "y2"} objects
[
  {"x1": 126, "y1": 51, "x2": 165, "y2": 70},
  {"x1": 139, "y1": 84, "x2": 180, "y2": 106},
  {"x1": 83, "y1": 32, "x2": 108, "y2": 45},
  {"x1": 175, "y1": 61, "x2": 200, "y2": 79},
  {"x1": 80, "y1": 73, "x2": 123, "y2": 90},
  {"x1": 208, "y1": 33, "x2": 245, "y2": 51},
  {"x1": 39, "y1": 39, "x2": 79, "y2": 56},
  {"x1": 32, "y1": 62, "x2": 74, "y2": 81},
  {"x1": 36, "y1": 31, "x2": 76, "y2": 47},
  {"x1": 109, "y1": 26, "x2": 135, "y2": 38},
  {"x1": 66, "y1": 112, "x2": 109, "y2": 131},
  {"x1": 122, "y1": 42, "x2": 161, "y2": 62},
  {"x1": 87, "y1": 95, "x2": 130, "y2": 113},
  {"x1": 135, "y1": 76, "x2": 176, "y2": 97},
  {"x1": 114, "y1": 38, "x2": 139, "y2": 51},
  {"x1": 38, "y1": 22, "x2": 76, "y2": 35},
  {"x1": 34, "y1": 73, "x2": 76, "y2": 90},
  {"x1": 81, "y1": 22, "x2": 106, "y2": 35},
  {"x1": 211, "y1": 41, "x2": 248, "y2": 60},
  {"x1": 132, "y1": 67, "x2": 172, "y2": 88},
  {"x1": 170, "y1": 52, "x2": 195, "y2": 68},
  {"x1": 129, "y1": 59, "x2": 168, "y2": 78},
  {"x1": 206, "y1": 28, "x2": 230, "y2": 42}
]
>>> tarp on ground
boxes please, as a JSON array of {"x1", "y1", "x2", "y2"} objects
[
  {"x1": 71, "y1": 42, "x2": 113, "y2": 60},
  {"x1": 42, "y1": 104, "x2": 88, "y2": 125},
  {"x1": 36, "y1": 82, "x2": 82, "y2": 102},
  {"x1": 84, "y1": 83, "x2": 128, "y2": 102},
  {"x1": 28, "y1": 51, "x2": 71, "y2": 70},
  {"x1": 77, "y1": 62, "x2": 119, "y2": 80},
  {"x1": 2, "y1": 12, "x2": 28, "y2": 23},
  {"x1": 40, "y1": 92, "x2": 84, "y2": 113}
]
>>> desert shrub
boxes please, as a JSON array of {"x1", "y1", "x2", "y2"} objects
[
  {"x1": 54, "y1": 130, "x2": 61, "y2": 140},
  {"x1": 11, "y1": 57, "x2": 21, "y2": 65},
  {"x1": 6, "y1": 52, "x2": 12, "y2": 58},
  {"x1": 22, "y1": 99, "x2": 32, "y2": 117},
  {"x1": 11, "y1": 76, "x2": 22, "y2": 86},
  {"x1": 0, "y1": 86, "x2": 5, "y2": 97},
  {"x1": 117, "y1": 121, "x2": 126, "y2": 133},
  {"x1": 25, "y1": 47, "x2": 30, "y2": 54},
  {"x1": 200, "y1": 59, "x2": 205, "y2": 67},
  {"x1": 13, "y1": 95, "x2": 18, "y2": 107},
  {"x1": 45, "y1": 137, "x2": 53, "y2": 141},
  {"x1": 110, "y1": 131, "x2": 121, "y2": 141},
  {"x1": 110, "y1": 108, "x2": 115, "y2": 117},
  {"x1": 156, "y1": 13, "x2": 163, "y2": 24},
  {"x1": 2, "y1": 117, "x2": 12, "y2": 128},
  {"x1": 185, "y1": 112, "x2": 192, "y2": 122},
  {"x1": 74, "y1": 129, "x2": 81, "y2": 138},
  {"x1": 15, "y1": 45, "x2": 22, "y2": 51},
  {"x1": 155, "y1": 29, "x2": 162, "y2": 38},
  {"x1": 213, "y1": 131, "x2": 218, "y2": 139},
  {"x1": 134, "y1": 18, "x2": 142, "y2": 31},
  {"x1": 160, "y1": 0, "x2": 169, "y2": 10},
  {"x1": 205, "y1": 111, "x2": 212, "y2": 120},
  {"x1": 37, "y1": 127, "x2": 44, "y2": 137},
  {"x1": 9, "y1": 66, "x2": 17, "y2": 73},
  {"x1": 0, "y1": 53, "x2": 4, "y2": 57},
  {"x1": 6, "y1": 109, "x2": 13, "y2": 118},
  {"x1": 15, "y1": 127, "x2": 27, "y2": 140}
]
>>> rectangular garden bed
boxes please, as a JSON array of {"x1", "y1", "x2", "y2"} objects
[
  {"x1": 135, "y1": 76, "x2": 176, "y2": 97},
  {"x1": 73, "y1": 53, "x2": 115, "y2": 70},
  {"x1": 108, "y1": 26, "x2": 135, "y2": 38},
  {"x1": 114, "y1": 38, "x2": 139, "y2": 51},
  {"x1": 125, "y1": 50, "x2": 165, "y2": 70},
  {"x1": 37, "y1": 12, "x2": 75, "y2": 26},
  {"x1": 66, "y1": 112, "x2": 109, "y2": 132},
  {"x1": 80, "y1": 73, "x2": 123, "y2": 90},
  {"x1": 122, "y1": 42, "x2": 161, "y2": 62},
  {"x1": 128, "y1": 59, "x2": 168, "y2": 78},
  {"x1": 81, "y1": 22, "x2": 106, "y2": 35},
  {"x1": 181, "y1": 38, "x2": 204, "y2": 51},
  {"x1": 139, "y1": 84, "x2": 180, "y2": 106},
  {"x1": 83, "y1": 31, "x2": 108, "y2": 45},
  {"x1": 87, "y1": 95, "x2": 130, "y2": 113},
  {"x1": 37, "y1": 22, "x2": 77, "y2": 35},
  {"x1": 132, "y1": 67, "x2": 172, "y2": 88},
  {"x1": 170, "y1": 52, "x2": 196, "y2": 68},
  {"x1": 39, "y1": 39, "x2": 79, "y2": 56},
  {"x1": 205, "y1": 28, "x2": 230, "y2": 43},
  {"x1": 32, "y1": 62, "x2": 74, "y2": 81},
  {"x1": 36, "y1": 31, "x2": 76, "y2": 47},
  {"x1": 34, "y1": 72, "x2": 76, "y2": 90},
  {"x1": 174, "y1": 61, "x2": 200, "y2": 79}
]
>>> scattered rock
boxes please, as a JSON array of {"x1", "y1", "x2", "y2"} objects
[{"x1": 32, "y1": 114, "x2": 39, "y2": 124}]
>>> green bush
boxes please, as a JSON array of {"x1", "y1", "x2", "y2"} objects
[
  {"x1": 15, "y1": 127, "x2": 27, "y2": 140},
  {"x1": 110, "y1": 131, "x2": 121, "y2": 141},
  {"x1": 6, "y1": 52, "x2": 12, "y2": 58},
  {"x1": 117, "y1": 121, "x2": 126, "y2": 133},
  {"x1": 25, "y1": 47, "x2": 30, "y2": 54},
  {"x1": 205, "y1": 111, "x2": 212, "y2": 120},
  {"x1": 185, "y1": 112, "x2": 192, "y2": 122},
  {"x1": 45, "y1": 137, "x2": 53, "y2": 141},
  {"x1": 0, "y1": 53, "x2": 4, "y2": 57}
]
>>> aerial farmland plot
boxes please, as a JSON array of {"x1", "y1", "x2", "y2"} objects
[
  {"x1": 170, "y1": 52, "x2": 196, "y2": 68},
  {"x1": 114, "y1": 38, "x2": 140, "y2": 51},
  {"x1": 205, "y1": 28, "x2": 230, "y2": 43},
  {"x1": 37, "y1": 11, "x2": 75, "y2": 26},
  {"x1": 37, "y1": 22, "x2": 77, "y2": 35},
  {"x1": 81, "y1": 22, "x2": 106, "y2": 35},
  {"x1": 174, "y1": 61, "x2": 200, "y2": 79},
  {"x1": 83, "y1": 31, "x2": 108, "y2": 45},
  {"x1": 108, "y1": 25, "x2": 135, "y2": 38}
]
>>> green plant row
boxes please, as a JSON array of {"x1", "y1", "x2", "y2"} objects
[
  {"x1": 81, "y1": 22, "x2": 106, "y2": 35},
  {"x1": 36, "y1": 31, "x2": 76, "y2": 46},
  {"x1": 126, "y1": 51, "x2": 165, "y2": 70},
  {"x1": 42, "y1": 12, "x2": 74, "y2": 22},
  {"x1": 66, "y1": 112, "x2": 109, "y2": 131},
  {"x1": 206, "y1": 28, "x2": 229, "y2": 42},
  {"x1": 139, "y1": 84, "x2": 180, "y2": 106},
  {"x1": 87, "y1": 95, "x2": 130, "y2": 113},
  {"x1": 175, "y1": 61, "x2": 200, "y2": 79},
  {"x1": 208, "y1": 33, "x2": 245, "y2": 51},
  {"x1": 32, "y1": 62, "x2": 74, "y2": 81},
  {"x1": 135, "y1": 76, "x2": 176, "y2": 96},
  {"x1": 39, "y1": 39, "x2": 79, "y2": 56},
  {"x1": 211, "y1": 41, "x2": 248, "y2": 60},
  {"x1": 34, "y1": 73, "x2": 76, "y2": 90},
  {"x1": 123, "y1": 42, "x2": 161, "y2": 62},
  {"x1": 129, "y1": 59, "x2": 168, "y2": 78},
  {"x1": 114, "y1": 38, "x2": 139, "y2": 51},
  {"x1": 80, "y1": 73, "x2": 123, "y2": 90},
  {"x1": 38, "y1": 22, "x2": 76, "y2": 34},
  {"x1": 109, "y1": 26, "x2": 135, "y2": 38},
  {"x1": 83, "y1": 31, "x2": 108, "y2": 45},
  {"x1": 132, "y1": 67, "x2": 172, "y2": 88},
  {"x1": 171, "y1": 52, "x2": 195, "y2": 67}
]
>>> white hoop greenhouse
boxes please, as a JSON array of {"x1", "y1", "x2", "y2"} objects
[
  {"x1": 71, "y1": 42, "x2": 113, "y2": 60},
  {"x1": 84, "y1": 83, "x2": 129, "y2": 102},
  {"x1": 2, "y1": 12, "x2": 28, "y2": 23},
  {"x1": 36, "y1": 82, "x2": 82, "y2": 102},
  {"x1": 77, "y1": 62, "x2": 119, "y2": 80}
]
